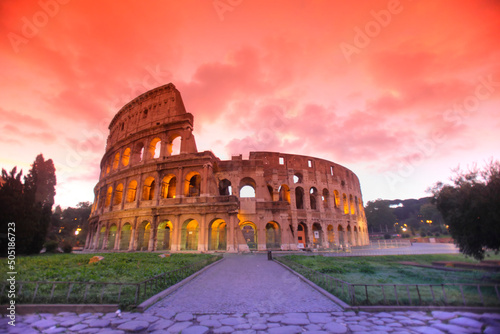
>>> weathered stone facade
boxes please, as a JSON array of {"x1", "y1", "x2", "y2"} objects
[{"x1": 85, "y1": 83, "x2": 369, "y2": 252}]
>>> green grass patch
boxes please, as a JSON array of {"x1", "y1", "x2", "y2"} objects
[
  {"x1": 1, "y1": 253, "x2": 220, "y2": 309},
  {"x1": 277, "y1": 253, "x2": 500, "y2": 307}
]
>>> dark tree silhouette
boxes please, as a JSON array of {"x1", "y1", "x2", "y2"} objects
[
  {"x1": 0, "y1": 154, "x2": 56, "y2": 255},
  {"x1": 431, "y1": 161, "x2": 500, "y2": 260}
]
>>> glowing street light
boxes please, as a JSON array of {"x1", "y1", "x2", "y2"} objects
[{"x1": 75, "y1": 228, "x2": 82, "y2": 236}]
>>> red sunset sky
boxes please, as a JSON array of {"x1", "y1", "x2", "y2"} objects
[{"x1": 1, "y1": 0, "x2": 499, "y2": 208}]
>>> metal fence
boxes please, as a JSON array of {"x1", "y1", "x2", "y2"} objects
[
  {"x1": 277, "y1": 257, "x2": 500, "y2": 307},
  {"x1": 1, "y1": 255, "x2": 221, "y2": 309}
]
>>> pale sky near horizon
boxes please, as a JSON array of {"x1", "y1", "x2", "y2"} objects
[{"x1": 1, "y1": 0, "x2": 499, "y2": 208}]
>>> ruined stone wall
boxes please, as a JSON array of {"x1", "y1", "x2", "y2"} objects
[{"x1": 85, "y1": 84, "x2": 368, "y2": 253}]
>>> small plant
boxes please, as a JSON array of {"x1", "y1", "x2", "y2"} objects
[
  {"x1": 383, "y1": 233, "x2": 391, "y2": 239},
  {"x1": 44, "y1": 240, "x2": 59, "y2": 253},
  {"x1": 421, "y1": 231, "x2": 427, "y2": 237},
  {"x1": 62, "y1": 242, "x2": 73, "y2": 253}
]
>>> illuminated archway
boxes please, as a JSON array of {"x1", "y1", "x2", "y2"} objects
[
  {"x1": 208, "y1": 219, "x2": 226, "y2": 251},
  {"x1": 338, "y1": 225, "x2": 345, "y2": 246},
  {"x1": 107, "y1": 224, "x2": 117, "y2": 250},
  {"x1": 240, "y1": 221, "x2": 257, "y2": 250},
  {"x1": 119, "y1": 223, "x2": 131, "y2": 250},
  {"x1": 312, "y1": 223, "x2": 323, "y2": 247},
  {"x1": 297, "y1": 222, "x2": 308, "y2": 248},
  {"x1": 184, "y1": 172, "x2": 201, "y2": 197},
  {"x1": 161, "y1": 175, "x2": 177, "y2": 198},
  {"x1": 142, "y1": 177, "x2": 155, "y2": 200},
  {"x1": 279, "y1": 185, "x2": 290, "y2": 203},
  {"x1": 136, "y1": 221, "x2": 151, "y2": 251},
  {"x1": 181, "y1": 219, "x2": 199, "y2": 250},
  {"x1": 126, "y1": 180, "x2": 137, "y2": 202},
  {"x1": 113, "y1": 183, "x2": 123, "y2": 205},
  {"x1": 98, "y1": 225, "x2": 106, "y2": 249},
  {"x1": 266, "y1": 221, "x2": 281, "y2": 249},
  {"x1": 157, "y1": 220, "x2": 173, "y2": 250},
  {"x1": 327, "y1": 224, "x2": 335, "y2": 248}
]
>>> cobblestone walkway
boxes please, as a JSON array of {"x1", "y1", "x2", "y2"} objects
[
  {"x1": 146, "y1": 253, "x2": 342, "y2": 313},
  {"x1": 4, "y1": 309, "x2": 500, "y2": 333}
]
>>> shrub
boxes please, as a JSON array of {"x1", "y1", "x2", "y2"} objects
[
  {"x1": 44, "y1": 240, "x2": 59, "y2": 253},
  {"x1": 383, "y1": 233, "x2": 391, "y2": 239},
  {"x1": 402, "y1": 233, "x2": 410, "y2": 238},
  {"x1": 420, "y1": 231, "x2": 427, "y2": 237},
  {"x1": 62, "y1": 242, "x2": 73, "y2": 253}
]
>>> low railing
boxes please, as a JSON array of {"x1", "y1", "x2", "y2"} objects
[
  {"x1": 277, "y1": 257, "x2": 500, "y2": 307},
  {"x1": 0, "y1": 255, "x2": 221, "y2": 309}
]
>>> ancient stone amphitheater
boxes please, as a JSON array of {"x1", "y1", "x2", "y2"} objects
[{"x1": 85, "y1": 83, "x2": 368, "y2": 252}]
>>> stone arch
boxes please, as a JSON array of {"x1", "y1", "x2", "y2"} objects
[
  {"x1": 293, "y1": 172, "x2": 303, "y2": 184},
  {"x1": 181, "y1": 219, "x2": 199, "y2": 250},
  {"x1": 161, "y1": 174, "x2": 177, "y2": 198},
  {"x1": 347, "y1": 224, "x2": 353, "y2": 246},
  {"x1": 136, "y1": 221, "x2": 151, "y2": 251},
  {"x1": 149, "y1": 137, "x2": 162, "y2": 159},
  {"x1": 98, "y1": 225, "x2": 106, "y2": 249},
  {"x1": 327, "y1": 224, "x2": 335, "y2": 248},
  {"x1": 334, "y1": 190, "x2": 340, "y2": 208},
  {"x1": 208, "y1": 219, "x2": 226, "y2": 251},
  {"x1": 157, "y1": 220, "x2": 173, "y2": 250},
  {"x1": 113, "y1": 183, "x2": 123, "y2": 205},
  {"x1": 350, "y1": 195, "x2": 355, "y2": 214},
  {"x1": 218, "y1": 179, "x2": 232, "y2": 195},
  {"x1": 295, "y1": 187, "x2": 304, "y2": 209},
  {"x1": 343, "y1": 193, "x2": 349, "y2": 214},
  {"x1": 239, "y1": 177, "x2": 256, "y2": 198},
  {"x1": 133, "y1": 142, "x2": 145, "y2": 163},
  {"x1": 312, "y1": 223, "x2": 323, "y2": 247},
  {"x1": 310, "y1": 187, "x2": 318, "y2": 210},
  {"x1": 265, "y1": 221, "x2": 281, "y2": 249},
  {"x1": 338, "y1": 224, "x2": 345, "y2": 246},
  {"x1": 240, "y1": 221, "x2": 257, "y2": 250},
  {"x1": 297, "y1": 222, "x2": 308, "y2": 248},
  {"x1": 322, "y1": 188, "x2": 329, "y2": 209},
  {"x1": 126, "y1": 180, "x2": 138, "y2": 202},
  {"x1": 119, "y1": 223, "x2": 132, "y2": 250},
  {"x1": 167, "y1": 134, "x2": 181, "y2": 156},
  {"x1": 105, "y1": 186, "x2": 113, "y2": 207},
  {"x1": 267, "y1": 184, "x2": 274, "y2": 200},
  {"x1": 142, "y1": 176, "x2": 156, "y2": 200},
  {"x1": 353, "y1": 226, "x2": 359, "y2": 246},
  {"x1": 184, "y1": 171, "x2": 201, "y2": 197},
  {"x1": 107, "y1": 224, "x2": 118, "y2": 250},
  {"x1": 279, "y1": 184, "x2": 291, "y2": 203},
  {"x1": 122, "y1": 147, "x2": 131, "y2": 167},
  {"x1": 112, "y1": 152, "x2": 120, "y2": 170}
]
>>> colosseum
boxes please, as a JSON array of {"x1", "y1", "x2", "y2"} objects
[{"x1": 85, "y1": 83, "x2": 369, "y2": 253}]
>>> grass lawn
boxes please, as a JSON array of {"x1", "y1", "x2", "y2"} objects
[
  {"x1": 277, "y1": 253, "x2": 500, "y2": 307},
  {"x1": 1, "y1": 252, "x2": 219, "y2": 309},
  {"x1": 279, "y1": 253, "x2": 500, "y2": 285},
  {"x1": 1, "y1": 252, "x2": 216, "y2": 282}
]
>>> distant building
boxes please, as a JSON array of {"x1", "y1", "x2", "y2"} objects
[{"x1": 85, "y1": 84, "x2": 369, "y2": 252}]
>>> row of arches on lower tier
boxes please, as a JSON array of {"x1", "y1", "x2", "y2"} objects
[{"x1": 86, "y1": 217, "x2": 368, "y2": 252}]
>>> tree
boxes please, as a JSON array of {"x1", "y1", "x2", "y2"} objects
[
  {"x1": 0, "y1": 154, "x2": 56, "y2": 255},
  {"x1": 365, "y1": 199, "x2": 397, "y2": 232},
  {"x1": 431, "y1": 161, "x2": 500, "y2": 260}
]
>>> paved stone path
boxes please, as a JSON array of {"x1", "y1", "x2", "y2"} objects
[
  {"x1": 4, "y1": 309, "x2": 500, "y2": 333},
  {"x1": 146, "y1": 253, "x2": 342, "y2": 313},
  {"x1": 3, "y1": 245, "x2": 500, "y2": 333}
]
